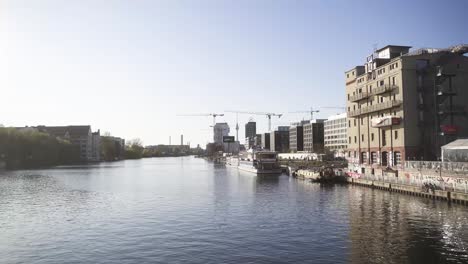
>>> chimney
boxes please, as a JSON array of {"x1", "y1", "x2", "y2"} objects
[{"x1": 181, "y1": 134, "x2": 184, "y2": 146}]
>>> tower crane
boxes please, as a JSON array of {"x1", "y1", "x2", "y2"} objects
[
  {"x1": 289, "y1": 106, "x2": 346, "y2": 120},
  {"x1": 226, "y1": 111, "x2": 282, "y2": 132},
  {"x1": 289, "y1": 108, "x2": 320, "y2": 121},
  {"x1": 177, "y1": 113, "x2": 224, "y2": 127}
]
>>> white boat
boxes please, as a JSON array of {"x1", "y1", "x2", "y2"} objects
[{"x1": 236, "y1": 149, "x2": 282, "y2": 174}]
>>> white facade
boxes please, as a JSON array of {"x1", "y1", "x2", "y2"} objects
[
  {"x1": 324, "y1": 113, "x2": 347, "y2": 156},
  {"x1": 213, "y1": 123, "x2": 230, "y2": 144}
]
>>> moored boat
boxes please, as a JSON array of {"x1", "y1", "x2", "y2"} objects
[{"x1": 236, "y1": 149, "x2": 282, "y2": 174}]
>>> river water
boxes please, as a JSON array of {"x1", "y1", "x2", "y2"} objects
[{"x1": 1, "y1": 157, "x2": 467, "y2": 264}]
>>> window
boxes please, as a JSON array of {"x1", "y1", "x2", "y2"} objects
[
  {"x1": 354, "y1": 136, "x2": 357, "y2": 143},
  {"x1": 380, "y1": 97, "x2": 384, "y2": 103},
  {"x1": 394, "y1": 151, "x2": 401, "y2": 165},
  {"x1": 361, "y1": 117, "x2": 363, "y2": 125},
  {"x1": 348, "y1": 120, "x2": 351, "y2": 127},
  {"x1": 392, "y1": 76, "x2": 396, "y2": 85},
  {"x1": 361, "y1": 152, "x2": 367, "y2": 164},
  {"x1": 354, "y1": 119, "x2": 356, "y2": 126},
  {"x1": 361, "y1": 134, "x2": 364, "y2": 142},
  {"x1": 371, "y1": 133, "x2": 374, "y2": 141},
  {"x1": 347, "y1": 74, "x2": 349, "y2": 78},
  {"x1": 348, "y1": 137, "x2": 351, "y2": 143},
  {"x1": 380, "y1": 80, "x2": 384, "y2": 86},
  {"x1": 371, "y1": 152, "x2": 377, "y2": 164},
  {"x1": 382, "y1": 130, "x2": 387, "y2": 146},
  {"x1": 395, "y1": 62, "x2": 398, "y2": 68},
  {"x1": 354, "y1": 151, "x2": 356, "y2": 158},
  {"x1": 394, "y1": 130, "x2": 398, "y2": 139}
]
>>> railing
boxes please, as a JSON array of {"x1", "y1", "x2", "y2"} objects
[
  {"x1": 405, "y1": 161, "x2": 468, "y2": 172},
  {"x1": 360, "y1": 100, "x2": 402, "y2": 115},
  {"x1": 347, "y1": 109, "x2": 361, "y2": 117},
  {"x1": 349, "y1": 91, "x2": 369, "y2": 102},
  {"x1": 370, "y1": 84, "x2": 397, "y2": 96}
]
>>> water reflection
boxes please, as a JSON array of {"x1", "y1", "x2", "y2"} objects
[
  {"x1": 347, "y1": 185, "x2": 468, "y2": 264},
  {"x1": 0, "y1": 157, "x2": 467, "y2": 263}
]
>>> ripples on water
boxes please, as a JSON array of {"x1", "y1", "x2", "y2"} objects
[{"x1": 0, "y1": 157, "x2": 467, "y2": 263}]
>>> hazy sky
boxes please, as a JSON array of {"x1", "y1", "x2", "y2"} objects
[{"x1": 1, "y1": 0, "x2": 467, "y2": 146}]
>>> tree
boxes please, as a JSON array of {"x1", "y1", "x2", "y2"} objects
[{"x1": 125, "y1": 138, "x2": 144, "y2": 159}]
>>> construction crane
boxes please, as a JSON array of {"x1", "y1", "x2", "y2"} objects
[
  {"x1": 290, "y1": 106, "x2": 346, "y2": 120},
  {"x1": 226, "y1": 111, "x2": 282, "y2": 132},
  {"x1": 289, "y1": 108, "x2": 320, "y2": 121},
  {"x1": 177, "y1": 113, "x2": 224, "y2": 127}
]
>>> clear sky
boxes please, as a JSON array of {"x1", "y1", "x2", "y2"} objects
[{"x1": 1, "y1": 0, "x2": 467, "y2": 147}]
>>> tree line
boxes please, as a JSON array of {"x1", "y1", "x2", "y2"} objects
[{"x1": 0, "y1": 127, "x2": 80, "y2": 169}]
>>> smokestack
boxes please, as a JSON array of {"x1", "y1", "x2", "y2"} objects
[{"x1": 181, "y1": 134, "x2": 183, "y2": 146}]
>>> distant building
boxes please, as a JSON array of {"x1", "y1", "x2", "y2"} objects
[
  {"x1": 289, "y1": 121, "x2": 309, "y2": 152},
  {"x1": 345, "y1": 44, "x2": 468, "y2": 167},
  {"x1": 102, "y1": 136, "x2": 126, "y2": 160},
  {"x1": 91, "y1": 130, "x2": 101, "y2": 161},
  {"x1": 324, "y1": 113, "x2": 347, "y2": 156},
  {"x1": 254, "y1": 134, "x2": 262, "y2": 149},
  {"x1": 36, "y1": 125, "x2": 94, "y2": 161},
  {"x1": 270, "y1": 127, "x2": 289, "y2": 153},
  {"x1": 213, "y1": 123, "x2": 230, "y2": 144},
  {"x1": 245, "y1": 121, "x2": 256, "y2": 149},
  {"x1": 304, "y1": 120, "x2": 325, "y2": 153},
  {"x1": 145, "y1": 144, "x2": 190, "y2": 156},
  {"x1": 261, "y1": 133, "x2": 270, "y2": 150}
]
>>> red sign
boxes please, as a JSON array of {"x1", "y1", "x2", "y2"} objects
[{"x1": 440, "y1": 125, "x2": 458, "y2": 135}]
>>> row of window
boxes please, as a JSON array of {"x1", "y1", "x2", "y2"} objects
[
  {"x1": 348, "y1": 151, "x2": 402, "y2": 165},
  {"x1": 348, "y1": 130, "x2": 398, "y2": 144}
]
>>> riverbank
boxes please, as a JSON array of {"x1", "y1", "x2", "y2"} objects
[{"x1": 347, "y1": 177, "x2": 468, "y2": 205}]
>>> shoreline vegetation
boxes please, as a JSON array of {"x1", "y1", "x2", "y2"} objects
[{"x1": 0, "y1": 127, "x2": 146, "y2": 170}]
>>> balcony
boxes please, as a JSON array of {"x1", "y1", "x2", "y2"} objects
[
  {"x1": 348, "y1": 100, "x2": 402, "y2": 117},
  {"x1": 347, "y1": 109, "x2": 361, "y2": 117},
  {"x1": 349, "y1": 91, "x2": 370, "y2": 102},
  {"x1": 370, "y1": 84, "x2": 397, "y2": 96},
  {"x1": 361, "y1": 100, "x2": 402, "y2": 114}
]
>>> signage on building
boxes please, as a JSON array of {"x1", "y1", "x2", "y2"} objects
[
  {"x1": 440, "y1": 125, "x2": 458, "y2": 135},
  {"x1": 223, "y1": 136, "x2": 235, "y2": 143},
  {"x1": 371, "y1": 116, "x2": 401, "y2": 128}
]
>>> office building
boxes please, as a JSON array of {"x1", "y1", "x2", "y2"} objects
[
  {"x1": 303, "y1": 120, "x2": 325, "y2": 153},
  {"x1": 213, "y1": 123, "x2": 230, "y2": 144},
  {"x1": 289, "y1": 120, "x2": 309, "y2": 152},
  {"x1": 324, "y1": 113, "x2": 347, "y2": 156},
  {"x1": 345, "y1": 44, "x2": 468, "y2": 167},
  {"x1": 245, "y1": 121, "x2": 256, "y2": 149},
  {"x1": 270, "y1": 126, "x2": 290, "y2": 153},
  {"x1": 261, "y1": 133, "x2": 270, "y2": 150}
]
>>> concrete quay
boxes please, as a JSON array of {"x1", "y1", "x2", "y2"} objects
[{"x1": 348, "y1": 177, "x2": 468, "y2": 206}]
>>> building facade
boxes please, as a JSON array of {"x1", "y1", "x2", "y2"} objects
[
  {"x1": 36, "y1": 125, "x2": 94, "y2": 161},
  {"x1": 91, "y1": 130, "x2": 101, "y2": 161},
  {"x1": 270, "y1": 126, "x2": 290, "y2": 153},
  {"x1": 324, "y1": 113, "x2": 347, "y2": 156},
  {"x1": 289, "y1": 121, "x2": 309, "y2": 152},
  {"x1": 213, "y1": 123, "x2": 230, "y2": 144},
  {"x1": 261, "y1": 133, "x2": 270, "y2": 150},
  {"x1": 303, "y1": 120, "x2": 325, "y2": 153},
  {"x1": 345, "y1": 44, "x2": 468, "y2": 168},
  {"x1": 245, "y1": 121, "x2": 256, "y2": 148}
]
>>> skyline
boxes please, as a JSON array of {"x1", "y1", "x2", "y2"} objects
[{"x1": 1, "y1": 0, "x2": 467, "y2": 146}]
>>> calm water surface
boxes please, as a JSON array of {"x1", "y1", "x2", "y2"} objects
[{"x1": 1, "y1": 157, "x2": 468, "y2": 264}]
